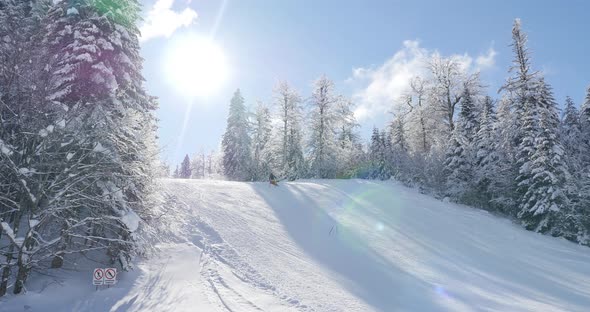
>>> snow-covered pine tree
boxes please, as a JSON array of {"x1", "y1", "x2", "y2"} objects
[
  {"x1": 559, "y1": 96, "x2": 587, "y2": 242},
  {"x1": 561, "y1": 97, "x2": 582, "y2": 184},
  {"x1": 222, "y1": 89, "x2": 252, "y2": 181},
  {"x1": 443, "y1": 127, "x2": 470, "y2": 201},
  {"x1": 473, "y1": 97, "x2": 503, "y2": 209},
  {"x1": 444, "y1": 83, "x2": 479, "y2": 203},
  {"x1": 35, "y1": 0, "x2": 157, "y2": 286},
  {"x1": 491, "y1": 96, "x2": 520, "y2": 212},
  {"x1": 578, "y1": 87, "x2": 590, "y2": 243},
  {"x1": 581, "y1": 86, "x2": 590, "y2": 171},
  {"x1": 251, "y1": 101, "x2": 273, "y2": 181},
  {"x1": 179, "y1": 154, "x2": 192, "y2": 179},
  {"x1": 391, "y1": 113, "x2": 408, "y2": 154},
  {"x1": 308, "y1": 75, "x2": 339, "y2": 179},
  {"x1": 517, "y1": 79, "x2": 570, "y2": 234},
  {"x1": 500, "y1": 18, "x2": 541, "y2": 217},
  {"x1": 514, "y1": 91, "x2": 539, "y2": 219},
  {"x1": 388, "y1": 112, "x2": 411, "y2": 181},
  {"x1": 458, "y1": 84, "x2": 480, "y2": 144},
  {"x1": 380, "y1": 129, "x2": 394, "y2": 180},
  {"x1": 501, "y1": 19, "x2": 540, "y2": 148},
  {"x1": 173, "y1": 165, "x2": 180, "y2": 178},
  {"x1": 369, "y1": 127, "x2": 388, "y2": 180}
]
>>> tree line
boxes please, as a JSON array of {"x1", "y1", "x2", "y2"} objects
[{"x1": 216, "y1": 19, "x2": 590, "y2": 245}]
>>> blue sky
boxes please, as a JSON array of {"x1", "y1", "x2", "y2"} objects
[{"x1": 139, "y1": 0, "x2": 590, "y2": 166}]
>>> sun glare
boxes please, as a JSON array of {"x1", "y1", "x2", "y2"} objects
[{"x1": 163, "y1": 34, "x2": 229, "y2": 98}]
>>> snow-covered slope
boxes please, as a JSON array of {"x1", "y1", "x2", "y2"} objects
[{"x1": 3, "y1": 179, "x2": 590, "y2": 311}]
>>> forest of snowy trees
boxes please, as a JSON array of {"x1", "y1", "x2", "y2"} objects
[
  {"x1": 0, "y1": 0, "x2": 159, "y2": 295},
  {"x1": 1, "y1": 0, "x2": 588, "y2": 303},
  {"x1": 200, "y1": 19, "x2": 590, "y2": 245}
]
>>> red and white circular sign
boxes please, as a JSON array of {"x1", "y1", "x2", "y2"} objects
[{"x1": 93, "y1": 268, "x2": 104, "y2": 285}]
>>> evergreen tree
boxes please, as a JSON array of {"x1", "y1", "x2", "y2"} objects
[
  {"x1": 581, "y1": 86, "x2": 590, "y2": 168},
  {"x1": 579, "y1": 87, "x2": 590, "y2": 240},
  {"x1": 0, "y1": 0, "x2": 158, "y2": 295},
  {"x1": 391, "y1": 114, "x2": 408, "y2": 154},
  {"x1": 561, "y1": 97, "x2": 582, "y2": 183},
  {"x1": 380, "y1": 129, "x2": 394, "y2": 180},
  {"x1": 179, "y1": 154, "x2": 192, "y2": 178},
  {"x1": 501, "y1": 18, "x2": 540, "y2": 149},
  {"x1": 474, "y1": 97, "x2": 503, "y2": 209},
  {"x1": 222, "y1": 89, "x2": 252, "y2": 181},
  {"x1": 444, "y1": 83, "x2": 480, "y2": 203},
  {"x1": 559, "y1": 96, "x2": 587, "y2": 241},
  {"x1": 517, "y1": 80, "x2": 570, "y2": 234},
  {"x1": 458, "y1": 84, "x2": 480, "y2": 143},
  {"x1": 501, "y1": 19, "x2": 542, "y2": 218},
  {"x1": 389, "y1": 113, "x2": 411, "y2": 181},
  {"x1": 443, "y1": 128, "x2": 470, "y2": 201},
  {"x1": 369, "y1": 127, "x2": 391, "y2": 180},
  {"x1": 43, "y1": 0, "x2": 159, "y2": 273}
]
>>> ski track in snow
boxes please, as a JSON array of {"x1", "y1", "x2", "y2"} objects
[
  {"x1": 162, "y1": 179, "x2": 590, "y2": 312},
  {"x1": 3, "y1": 179, "x2": 590, "y2": 311}
]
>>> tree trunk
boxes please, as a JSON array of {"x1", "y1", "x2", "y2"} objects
[
  {"x1": 51, "y1": 223, "x2": 69, "y2": 268},
  {"x1": 13, "y1": 255, "x2": 29, "y2": 294},
  {"x1": 0, "y1": 243, "x2": 15, "y2": 297}
]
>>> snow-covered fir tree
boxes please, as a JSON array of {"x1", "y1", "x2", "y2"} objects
[
  {"x1": 368, "y1": 127, "x2": 392, "y2": 180},
  {"x1": 0, "y1": 0, "x2": 158, "y2": 295},
  {"x1": 458, "y1": 84, "x2": 480, "y2": 144},
  {"x1": 473, "y1": 97, "x2": 503, "y2": 208},
  {"x1": 580, "y1": 86, "x2": 590, "y2": 170},
  {"x1": 179, "y1": 154, "x2": 192, "y2": 179},
  {"x1": 45, "y1": 0, "x2": 158, "y2": 270},
  {"x1": 517, "y1": 79, "x2": 570, "y2": 234},
  {"x1": 443, "y1": 83, "x2": 480, "y2": 203},
  {"x1": 388, "y1": 112, "x2": 411, "y2": 181},
  {"x1": 561, "y1": 97, "x2": 583, "y2": 187},
  {"x1": 222, "y1": 89, "x2": 252, "y2": 181},
  {"x1": 500, "y1": 19, "x2": 541, "y2": 218},
  {"x1": 443, "y1": 127, "x2": 471, "y2": 201}
]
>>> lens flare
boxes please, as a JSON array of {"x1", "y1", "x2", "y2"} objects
[{"x1": 163, "y1": 34, "x2": 229, "y2": 98}]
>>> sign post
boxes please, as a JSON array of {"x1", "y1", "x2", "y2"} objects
[
  {"x1": 104, "y1": 268, "x2": 117, "y2": 287},
  {"x1": 93, "y1": 268, "x2": 104, "y2": 290}
]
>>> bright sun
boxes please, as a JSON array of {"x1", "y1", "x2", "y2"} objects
[{"x1": 163, "y1": 34, "x2": 229, "y2": 98}]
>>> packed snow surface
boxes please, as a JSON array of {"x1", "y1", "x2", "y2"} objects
[{"x1": 3, "y1": 179, "x2": 590, "y2": 311}]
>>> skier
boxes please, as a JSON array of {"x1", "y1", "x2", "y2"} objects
[{"x1": 269, "y1": 172, "x2": 278, "y2": 186}]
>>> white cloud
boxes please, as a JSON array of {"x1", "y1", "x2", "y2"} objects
[
  {"x1": 349, "y1": 40, "x2": 428, "y2": 121},
  {"x1": 349, "y1": 40, "x2": 496, "y2": 122},
  {"x1": 140, "y1": 0, "x2": 198, "y2": 42},
  {"x1": 476, "y1": 47, "x2": 497, "y2": 69}
]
